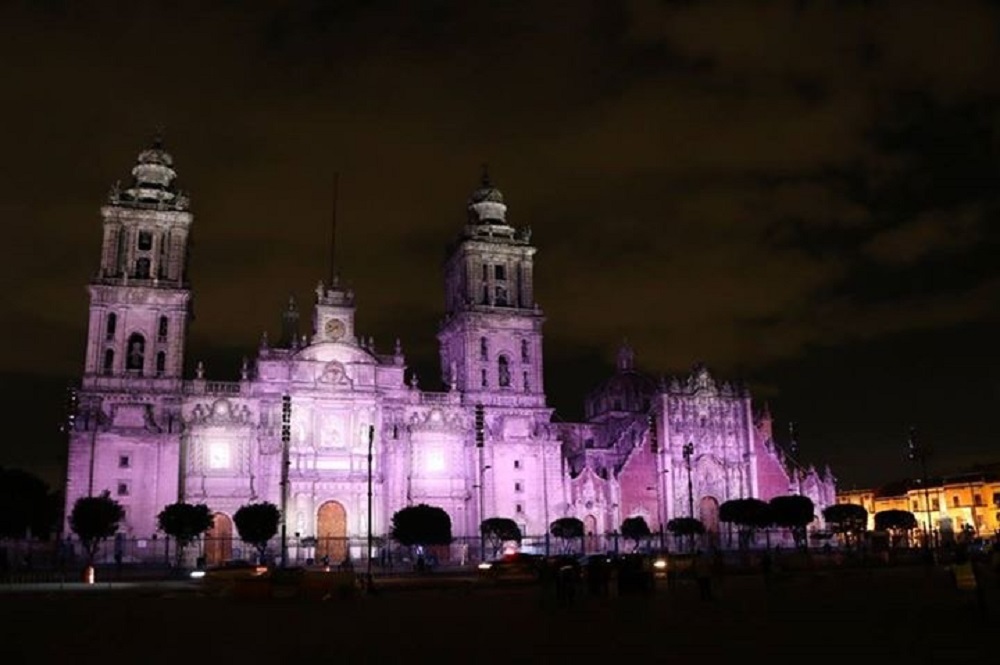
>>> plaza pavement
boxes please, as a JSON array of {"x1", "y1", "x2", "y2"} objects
[{"x1": 0, "y1": 566, "x2": 993, "y2": 663}]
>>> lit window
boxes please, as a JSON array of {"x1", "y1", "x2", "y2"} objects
[
  {"x1": 116, "y1": 482, "x2": 129, "y2": 497},
  {"x1": 118, "y1": 455, "x2": 131, "y2": 469},
  {"x1": 208, "y1": 442, "x2": 231, "y2": 469}
]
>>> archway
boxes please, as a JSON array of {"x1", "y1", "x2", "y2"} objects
[
  {"x1": 316, "y1": 501, "x2": 348, "y2": 564},
  {"x1": 204, "y1": 512, "x2": 233, "y2": 565},
  {"x1": 584, "y1": 514, "x2": 598, "y2": 553},
  {"x1": 699, "y1": 496, "x2": 720, "y2": 548}
]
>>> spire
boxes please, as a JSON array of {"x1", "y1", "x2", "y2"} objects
[
  {"x1": 110, "y1": 132, "x2": 188, "y2": 210},
  {"x1": 616, "y1": 339, "x2": 635, "y2": 372},
  {"x1": 281, "y1": 296, "x2": 299, "y2": 348}
]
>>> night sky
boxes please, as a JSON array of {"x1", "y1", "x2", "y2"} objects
[{"x1": 2, "y1": 1, "x2": 998, "y2": 491}]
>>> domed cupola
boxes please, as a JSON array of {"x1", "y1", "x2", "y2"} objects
[
  {"x1": 584, "y1": 341, "x2": 657, "y2": 423},
  {"x1": 110, "y1": 134, "x2": 189, "y2": 211},
  {"x1": 466, "y1": 166, "x2": 508, "y2": 225}
]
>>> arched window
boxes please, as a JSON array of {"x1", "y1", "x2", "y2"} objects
[
  {"x1": 481, "y1": 369, "x2": 488, "y2": 388},
  {"x1": 479, "y1": 337, "x2": 488, "y2": 361},
  {"x1": 126, "y1": 333, "x2": 145, "y2": 374},
  {"x1": 157, "y1": 316, "x2": 169, "y2": 341},
  {"x1": 102, "y1": 349, "x2": 114, "y2": 376},
  {"x1": 155, "y1": 351, "x2": 166, "y2": 377},
  {"x1": 523, "y1": 371, "x2": 529, "y2": 393},
  {"x1": 498, "y1": 356, "x2": 511, "y2": 388},
  {"x1": 135, "y1": 257, "x2": 151, "y2": 279},
  {"x1": 105, "y1": 312, "x2": 117, "y2": 341},
  {"x1": 520, "y1": 339, "x2": 530, "y2": 363}
]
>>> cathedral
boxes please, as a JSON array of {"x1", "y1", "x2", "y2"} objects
[{"x1": 65, "y1": 140, "x2": 836, "y2": 562}]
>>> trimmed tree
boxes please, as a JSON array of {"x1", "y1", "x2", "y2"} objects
[
  {"x1": 769, "y1": 495, "x2": 815, "y2": 549},
  {"x1": 157, "y1": 502, "x2": 214, "y2": 567},
  {"x1": 391, "y1": 504, "x2": 453, "y2": 549},
  {"x1": 620, "y1": 516, "x2": 652, "y2": 552},
  {"x1": 480, "y1": 517, "x2": 521, "y2": 558},
  {"x1": 719, "y1": 498, "x2": 772, "y2": 550},
  {"x1": 233, "y1": 502, "x2": 281, "y2": 564},
  {"x1": 69, "y1": 491, "x2": 125, "y2": 564},
  {"x1": 667, "y1": 517, "x2": 705, "y2": 552},
  {"x1": 822, "y1": 503, "x2": 868, "y2": 549},
  {"x1": 874, "y1": 509, "x2": 917, "y2": 547},
  {"x1": 550, "y1": 517, "x2": 585, "y2": 553}
]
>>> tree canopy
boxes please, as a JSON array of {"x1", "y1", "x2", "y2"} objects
[
  {"x1": 69, "y1": 491, "x2": 125, "y2": 562},
  {"x1": 822, "y1": 503, "x2": 868, "y2": 542},
  {"x1": 233, "y1": 502, "x2": 281, "y2": 562},
  {"x1": 666, "y1": 517, "x2": 705, "y2": 536},
  {"x1": 620, "y1": 516, "x2": 652, "y2": 550},
  {"x1": 480, "y1": 517, "x2": 521, "y2": 556},
  {"x1": 391, "y1": 504, "x2": 453, "y2": 547},
  {"x1": 549, "y1": 517, "x2": 584, "y2": 540},
  {"x1": 874, "y1": 509, "x2": 918, "y2": 533},
  {"x1": 768, "y1": 495, "x2": 815, "y2": 548},
  {"x1": 157, "y1": 502, "x2": 214, "y2": 565},
  {"x1": 719, "y1": 498, "x2": 772, "y2": 549}
]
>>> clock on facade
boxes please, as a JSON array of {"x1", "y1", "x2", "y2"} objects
[{"x1": 324, "y1": 317, "x2": 346, "y2": 340}]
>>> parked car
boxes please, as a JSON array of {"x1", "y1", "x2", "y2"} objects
[{"x1": 478, "y1": 553, "x2": 544, "y2": 582}]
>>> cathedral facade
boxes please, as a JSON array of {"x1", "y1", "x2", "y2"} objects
[{"x1": 65, "y1": 142, "x2": 836, "y2": 561}]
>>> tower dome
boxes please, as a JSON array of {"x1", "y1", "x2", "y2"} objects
[
  {"x1": 466, "y1": 166, "x2": 508, "y2": 225},
  {"x1": 111, "y1": 134, "x2": 188, "y2": 210}
]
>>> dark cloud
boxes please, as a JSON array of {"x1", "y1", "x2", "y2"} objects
[{"x1": 1, "y1": 0, "x2": 999, "y2": 488}]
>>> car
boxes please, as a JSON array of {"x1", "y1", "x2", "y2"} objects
[
  {"x1": 478, "y1": 553, "x2": 544, "y2": 583},
  {"x1": 191, "y1": 559, "x2": 268, "y2": 583}
]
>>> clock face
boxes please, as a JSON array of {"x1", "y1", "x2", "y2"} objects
[{"x1": 325, "y1": 317, "x2": 346, "y2": 340}]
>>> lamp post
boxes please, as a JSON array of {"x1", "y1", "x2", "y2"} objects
[
  {"x1": 683, "y1": 442, "x2": 695, "y2": 553},
  {"x1": 683, "y1": 442, "x2": 695, "y2": 518},
  {"x1": 366, "y1": 424, "x2": 374, "y2": 590},
  {"x1": 907, "y1": 427, "x2": 935, "y2": 550}
]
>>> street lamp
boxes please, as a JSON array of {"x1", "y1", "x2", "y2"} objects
[
  {"x1": 907, "y1": 427, "x2": 935, "y2": 550},
  {"x1": 476, "y1": 465, "x2": 492, "y2": 562},
  {"x1": 682, "y1": 442, "x2": 695, "y2": 519}
]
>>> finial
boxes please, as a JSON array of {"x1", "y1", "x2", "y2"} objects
[
  {"x1": 260, "y1": 331, "x2": 269, "y2": 350},
  {"x1": 480, "y1": 162, "x2": 491, "y2": 187},
  {"x1": 240, "y1": 357, "x2": 249, "y2": 381},
  {"x1": 196, "y1": 361, "x2": 205, "y2": 380},
  {"x1": 316, "y1": 281, "x2": 325, "y2": 301},
  {"x1": 409, "y1": 372, "x2": 419, "y2": 389},
  {"x1": 394, "y1": 338, "x2": 402, "y2": 356},
  {"x1": 153, "y1": 125, "x2": 165, "y2": 149}
]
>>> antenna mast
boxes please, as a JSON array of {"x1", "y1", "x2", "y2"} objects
[{"x1": 329, "y1": 172, "x2": 339, "y2": 288}]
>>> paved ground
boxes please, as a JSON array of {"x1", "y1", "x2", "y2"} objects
[{"x1": 1, "y1": 566, "x2": 994, "y2": 663}]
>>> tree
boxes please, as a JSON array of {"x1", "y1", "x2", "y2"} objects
[
  {"x1": 620, "y1": 516, "x2": 652, "y2": 551},
  {"x1": 480, "y1": 517, "x2": 521, "y2": 557},
  {"x1": 874, "y1": 509, "x2": 917, "y2": 534},
  {"x1": 69, "y1": 491, "x2": 125, "y2": 563},
  {"x1": 391, "y1": 504, "x2": 453, "y2": 548},
  {"x1": 719, "y1": 498, "x2": 772, "y2": 549},
  {"x1": 549, "y1": 517, "x2": 584, "y2": 553},
  {"x1": 233, "y1": 502, "x2": 281, "y2": 563},
  {"x1": 768, "y1": 495, "x2": 815, "y2": 549},
  {"x1": 157, "y1": 502, "x2": 214, "y2": 566},
  {"x1": 822, "y1": 503, "x2": 868, "y2": 549},
  {"x1": 666, "y1": 517, "x2": 705, "y2": 536},
  {"x1": 0, "y1": 467, "x2": 61, "y2": 539}
]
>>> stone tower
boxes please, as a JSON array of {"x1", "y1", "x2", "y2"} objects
[
  {"x1": 437, "y1": 170, "x2": 545, "y2": 408},
  {"x1": 65, "y1": 137, "x2": 191, "y2": 536}
]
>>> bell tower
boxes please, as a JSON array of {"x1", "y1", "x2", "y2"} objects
[
  {"x1": 437, "y1": 170, "x2": 545, "y2": 407},
  {"x1": 82, "y1": 136, "x2": 192, "y2": 386}
]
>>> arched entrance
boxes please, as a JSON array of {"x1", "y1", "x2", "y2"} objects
[
  {"x1": 584, "y1": 514, "x2": 598, "y2": 553},
  {"x1": 316, "y1": 501, "x2": 348, "y2": 563},
  {"x1": 204, "y1": 512, "x2": 233, "y2": 565},
  {"x1": 699, "y1": 497, "x2": 720, "y2": 547}
]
